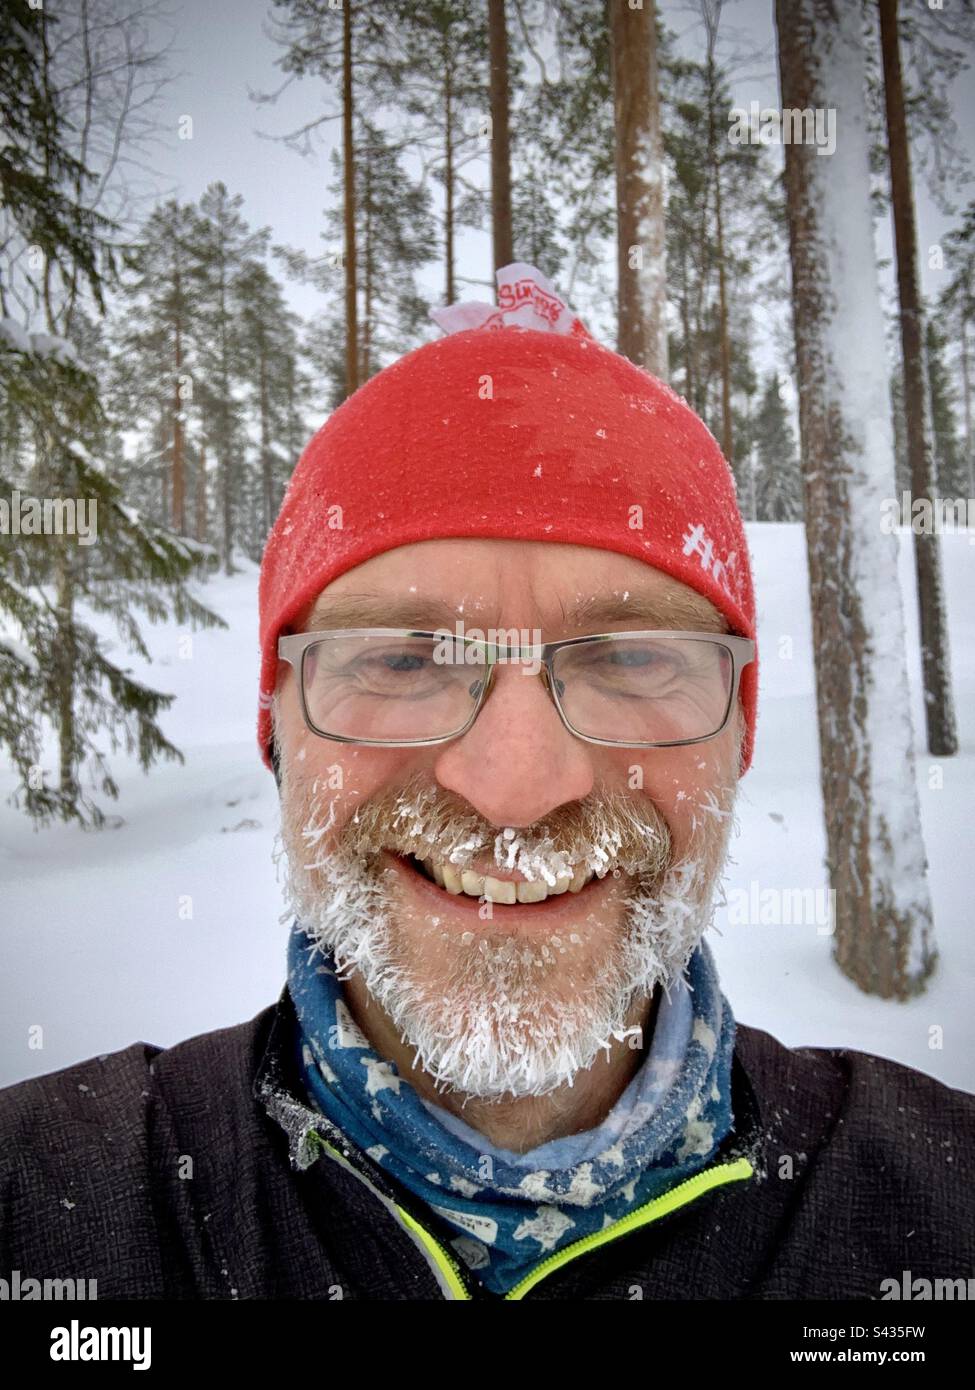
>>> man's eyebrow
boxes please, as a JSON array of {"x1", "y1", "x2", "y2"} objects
[
  {"x1": 304, "y1": 588, "x2": 728, "y2": 634},
  {"x1": 304, "y1": 593, "x2": 462, "y2": 631},
  {"x1": 559, "y1": 590, "x2": 729, "y2": 633}
]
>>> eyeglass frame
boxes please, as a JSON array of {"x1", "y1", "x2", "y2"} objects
[{"x1": 277, "y1": 627, "x2": 756, "y2": 751}]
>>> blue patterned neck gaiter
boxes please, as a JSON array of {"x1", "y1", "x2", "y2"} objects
[{"x1": 288, "y1": 923, "x2": 736, "y2": 1296}]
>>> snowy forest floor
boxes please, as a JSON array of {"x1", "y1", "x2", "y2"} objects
[{"x1": 1, "y1": 523, "x2": 972, "y2": 1094}]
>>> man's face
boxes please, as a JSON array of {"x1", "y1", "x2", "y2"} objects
[{"x1": 274, "y1": 539, "x2": 742, "y2": 1102}]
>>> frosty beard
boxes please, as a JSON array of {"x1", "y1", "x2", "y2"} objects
[{"x1": 277, "y1": 762, "x2": 738, "y2": 1103}]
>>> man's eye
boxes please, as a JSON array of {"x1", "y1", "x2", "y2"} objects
[
  {"x1": 603, "y1": 647, "x2": 664, "y2": 667},
  {"x1": 372, "y1": 651, "x2": 427, "y2": 673}
]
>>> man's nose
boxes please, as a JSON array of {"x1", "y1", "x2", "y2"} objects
[{"x1": 433, "y1": 661, "x2": 595, "y2": 826}]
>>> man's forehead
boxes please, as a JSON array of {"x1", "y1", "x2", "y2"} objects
[{"x1": 299, "y1": 570, "x2": 728, "y2": 635}]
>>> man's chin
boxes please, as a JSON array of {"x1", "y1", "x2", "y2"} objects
[{"x1": 285, "y1": 837, "x2": 725, "y2": 1101}]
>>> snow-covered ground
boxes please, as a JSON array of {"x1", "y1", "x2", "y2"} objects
[{"x1": 1, "y1": 524, "x2": 972, "y2": 1093}]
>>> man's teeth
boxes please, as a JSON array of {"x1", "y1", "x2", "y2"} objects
[{"x1": 420, "y1": 857, "x2": 597, "y2": 903}]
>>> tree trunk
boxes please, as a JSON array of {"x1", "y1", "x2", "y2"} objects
[
  {"x1": 707, "y1": 55, "x2": 734, "y2": 463},
  {"x1": 259, "y1": 339, "x2": 272, "y2": 539},
  {"x1": 195, "y1": 443, "x2": 207, "y2": 544},
  {"x1": 609, "y1": 0, "x2": 668, "y2": 377},
  {"x1": 443, "y1": 28, "x2": 455, "y2": 305},
  {"x1": 342, "y1": 0, "x2": 359, "y2": 400},
  {"x1": 488, "y1": 0, "x2": 514, "y2": 272},
  {"x1": 679, "y1": 246, "x2": 694, "y2": 402},
  {"x1": 879, "y1": 0, "x2": 957, "y2": 757},
  {"x1": 362, "y1": 153, "x2": 373, "y2": 382},
  {"x1": 219, "y1": 273, "x2": 232, "y2": 575},
  {"x1": 961, "y1": 322, "x2": 974, "y2": 498},
  {"x1": 172, "y1": 261, "x2": 186, "y2": 535},
  {"x1": 54, "y1": 546, "x2": 78, "y2": 812},
  {"x1": 775, "y1": 0, "x2": 936, "y2": 999}
]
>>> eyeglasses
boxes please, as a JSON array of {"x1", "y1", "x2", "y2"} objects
[{"x1": 277, "y1": 628, "x2": 755, "y2": 749}]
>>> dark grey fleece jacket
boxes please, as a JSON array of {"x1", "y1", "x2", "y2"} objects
[{"x1": 1, "y1": 987, "x2": 972, "y2": 1300}]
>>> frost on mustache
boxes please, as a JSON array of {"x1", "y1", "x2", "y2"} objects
[
  {"x1": 367, "y1": 778, "x2": 673, "y2": 886},
  {"x1": 278, "y1": 770, "x2": 737, "y2": 1102}
]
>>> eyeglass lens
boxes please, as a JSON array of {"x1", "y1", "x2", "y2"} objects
[{"x1": 299, "y1": 633, "x2": 735, "y2": 745}]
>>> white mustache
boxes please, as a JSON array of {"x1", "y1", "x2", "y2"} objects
[{"x1": 306, "y1": 774, "x2": 674, "y2": 888}]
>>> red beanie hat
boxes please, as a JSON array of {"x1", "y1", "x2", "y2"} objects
[{"x1": 258, "y1": 266, "x2": 758, "y2": 774}]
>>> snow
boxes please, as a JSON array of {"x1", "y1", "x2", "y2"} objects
[
  {"x1": 0, "y1": 634, "x2": 39, "y2": 674},
  {"x1": 0, "y1": 319, "x2": 79, "y2": 365},
  {"x1": 0, "y1": 530, "x2": 972, "y2": 1094},
  {"x1": 0, "y1": 318, "x2": 32, "y2": 354}
]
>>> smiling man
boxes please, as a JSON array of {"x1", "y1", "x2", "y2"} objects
[{"x1": 0, "y1": 267, "x2": 972, "y2": 1303}]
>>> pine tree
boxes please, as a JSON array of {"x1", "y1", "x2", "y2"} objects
[
  {"x1": 926, "y1": 318, "x2": 967, "y2": 500},
  {"x1": 235, "y1": 258, "x2": 308, "y2": 549},
  {"x1": 940, "y1": 203, "x2": 975, "y2": 498},
  {"x1": 0, "y1": 4, "x2": 224, "y2": 827},
  {"x1": 277, "y1": 125, "x2": 435, "y2": 409},
  {"x1": 194, "y1": 182, "x2": 270, "y2": 574},
  {"x1": 110, "y1": 200, "x2": 204, "y2": 532},
  {"x1": 752, "y1": 374, "x2": 802, "y2": 522},
  {"x1": 377, "y1": 0, "x2": 488, "y2": 306},
  {"x1": 1, "y1": 332, "x2": 224, "y2": 826}
]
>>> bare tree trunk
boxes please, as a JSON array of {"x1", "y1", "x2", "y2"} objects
[
  {"x1": 713, "y1": 155, "x2": 733, "y2": 461},
  {"x1": 776, "y1": 0, "x2": 936, "y2": 999},
  {"x1": 488, "y1": 0, "x2": 514, "y2": 272},
  {"x1": 54, "y1": 546, "x2": 78, "y2": 809},
  {"x1": 259, "y1": 341, "x2": 272, "y2": 538},
  {"x1": 172, "y1": 262, "x2": 185, "y2": 535},
  {"x1": 609, "y1": 0, "x2": 668, "y2": 376},
  {"x1": 342, "y1": 0, "x2": 359, "y2": 400},
  {"x1": 443, "y1": 28, "x2": 455, "y2": 305},
  {"x1": 879, "y1": 0, "x2": 957, "y2": 757},
  {"x1": 700, "y1": 4, "x2": 733, "y2": 461},
  {"x1": 362, "y1": 153, "x2": 373, "y2": 382},
  {"x1": 961, "y1": 322, "x2": 974, "y2": 498},
  {"x1": 195, "y1": 443, "x2": 207, "y2": 545}
]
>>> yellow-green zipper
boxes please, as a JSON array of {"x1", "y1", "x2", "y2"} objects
[
  {"x1": 501, "y1": 1156, "x2": 754, "y2": 1299},
  {"x1": 382, "y1": 1153, "x2": 754, "y2": 1301}
]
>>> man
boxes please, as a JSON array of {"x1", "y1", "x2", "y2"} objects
[{"x1": 1, "y1": 266, "x2": 972, "y2": 1301}]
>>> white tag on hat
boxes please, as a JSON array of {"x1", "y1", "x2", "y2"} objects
[{"x1": 431, "y1": 262, "x2": 585, "y2": 337}]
